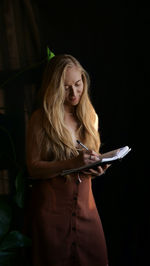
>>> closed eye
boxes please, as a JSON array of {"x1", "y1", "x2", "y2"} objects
[{"x1": 75, "y1": 80, "x2": 82, "y2": 86}]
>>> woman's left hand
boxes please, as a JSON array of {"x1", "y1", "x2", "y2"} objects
[{"x1": 82, "y1": 164, "x2": 111, "y2": 176}]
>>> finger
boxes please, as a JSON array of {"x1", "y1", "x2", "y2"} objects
[
  {"x1": 85, "y1": 153, "x2": 100, "y2": 163},
  {"x1": 82, "y1": 168, "x2": 105, "y2": 176},
  {"x1": 88, "y1": 168, "x2": 101, "y2": 175},
  {"x1": 85, "y1": 168, "x2": 104, "y2": 176},
  {"x1": 102, "y1": 164, "x2": 111, "y2": 171},
  {"x1": 96, "y1": 166, "x2": 106, "y2": 175},
  {"x1": 90, "y1": 150, "x2": 100, "y2": 157},
  {"x1": 84, "y1": 150, "x2": 99, "y2": 157},
  {"x1": 88, "y1": 150, "x2": 100, "y2": 159},
  {"x1": 90, "y1": 155, "x2": 100, "y2": 162},
  {"x1": 82, "y1": 170, "x2": 92, "y2": 175},
  {"x1": 82, "y1": 170, "x2": 100, "y2": 176},
  {"x1": 101, "y1": 164, "x2": 108, "y2": 171}
]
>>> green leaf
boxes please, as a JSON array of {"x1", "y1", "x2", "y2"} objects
[
  {"x1": 0, "y1": 231, "x2": 31, "y2": 250},
  {"x1": 47, "y1": 46, "x2": 55, "y2": 61},
  {"x1": 0, "y1": 201, "x2": 12, "y2": 240},
  {"x1": 0, "y1": 251, "x2": 16, "y2": 266},
  {"x1": 14, "y1": 168, "x2": 25, "y2": 208},
  {"x1": 0, "y1": 126, "x2": 17, "y2": 163}
]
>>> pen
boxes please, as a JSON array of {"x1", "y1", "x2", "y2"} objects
[
  {"x1": 76, "y1": 140, "x2": 89, "y2": 151},
  {"x1": 76, "y1": 139, "x2": 101, "y2": 159}
]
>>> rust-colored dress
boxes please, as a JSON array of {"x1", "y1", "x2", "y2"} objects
[{"x1": 25, "y1": 110, "x2": 109, "y2": 266}]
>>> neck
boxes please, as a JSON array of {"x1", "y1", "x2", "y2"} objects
[{"x1": 64, "y1": 104, "x2": 76, "y2": 114}]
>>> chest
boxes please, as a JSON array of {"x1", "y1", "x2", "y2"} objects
[{"x1": 64, "y1": 115, "x2": 80, "y2": 147}]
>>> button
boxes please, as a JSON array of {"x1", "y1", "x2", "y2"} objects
[
  {"x1": 72, "y1": 227, "x2": 76, "y2": 231},
  {"x1": 72, "y1": 212, "x2": 76, "y2": 216},
  {"x1": 76, "y1": 179, "x2": 80, "y2": 184},
  {"x1": 74, "y1": 196, "x2": 77, "y2": 200},
  {"x1": 72, "y1": 242, "x2": 76, "y2": 246},
  {"x1": 71, "y1": 254, "x2": 76, "y2": 260}
]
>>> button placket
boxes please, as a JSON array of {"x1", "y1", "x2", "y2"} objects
[
  {"x1": 70, "y1": 174, "x2": 81, "y2": 260},
  {"x1": 72, "y1": 226, "x2": 76, "y2": 232}
]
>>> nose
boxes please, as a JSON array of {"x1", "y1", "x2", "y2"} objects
[{"x1": 69, "y1": 86, "x2": 76, "y2": 97}]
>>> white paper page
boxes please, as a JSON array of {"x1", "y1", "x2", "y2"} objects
[{"x1": 100, "y1": 146, "x2": 131, "y2": 162}]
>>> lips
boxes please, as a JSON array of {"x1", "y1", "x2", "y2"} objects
[{"x1": 69, "y1": 97, "x2": 77, "y2": 101}]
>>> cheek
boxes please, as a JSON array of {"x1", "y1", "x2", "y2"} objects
[
  {"x1": 78, "y1": 86, "x2": 84, "y2": 96},
  {"x1": 79, "y1": 90, "x2": 84, "y2": 97}
]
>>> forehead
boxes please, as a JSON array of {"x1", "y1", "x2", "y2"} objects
[{"x1": 64, "y1": 66, "x2": 82, "y2": 84}]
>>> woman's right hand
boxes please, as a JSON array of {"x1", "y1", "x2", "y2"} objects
[
  {"x1": 73, "y1": 150, "x2": 100, "y2": 168},
  {"x1": 72, "y1": 150, "x2": 111, "y2": 177}
]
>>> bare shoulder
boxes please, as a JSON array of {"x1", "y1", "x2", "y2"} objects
[
  {"x1": 28, "y1": 108, "x2": 43, "y2": 130},
  {"x1": 94, "y1": 113, "x2": 99, "y2": 131},
  {"x1": 30, "y1": 108, "x2": 43, "y2": 122}
]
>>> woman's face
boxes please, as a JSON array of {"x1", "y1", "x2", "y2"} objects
[{"x1": 64, "y1": 66, "x2": 84, "y2": 108}]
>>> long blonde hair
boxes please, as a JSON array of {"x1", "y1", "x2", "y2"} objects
[{"x1": 39, "y1": 54, "x2": 101, "y2": 160}]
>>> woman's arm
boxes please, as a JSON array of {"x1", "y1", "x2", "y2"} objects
[
  {"x1": 26, "y1": 110, "x2": 99, "y2": 179},
  {"x1": 26, "y1": 109, "x2": 76, "y2": 179}
]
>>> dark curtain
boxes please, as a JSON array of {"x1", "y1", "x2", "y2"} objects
[{"x1": 0, "y1": 0, "x2": 42, "y2": 70}]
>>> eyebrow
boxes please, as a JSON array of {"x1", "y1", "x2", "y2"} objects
[
  {"x1": 64, "y1": 79, "x2": 82, "y2": 86},
  {"x1": 76, "y1": 79, "x2": 82, "y2": 83}
]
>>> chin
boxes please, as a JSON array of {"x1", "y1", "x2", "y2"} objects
[
  {"x1": 71, "y1": 98, "x2": 80, "y2": 104},
  {"x1": 71, "y1": 101, "x2": 79, "y2": 106}
]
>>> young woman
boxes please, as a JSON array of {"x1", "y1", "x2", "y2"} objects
[{"x1": 25, "y1": 54, "x2": 109, "y2": 266}]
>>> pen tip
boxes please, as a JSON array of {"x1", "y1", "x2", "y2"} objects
[{"x1": 76, "y1": 140, "x2": 80, "y2": 144}]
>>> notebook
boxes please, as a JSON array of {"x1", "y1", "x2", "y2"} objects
[{"x1": 61, "y1": 146, "x2": 131, "y2": 176}]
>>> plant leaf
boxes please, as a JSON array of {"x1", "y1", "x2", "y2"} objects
[
  {"x1": 47, "y1": 46, "x2": 55, "y2": 61},
  {"x1": 0, "y1": 126, "x2": 17, "y2": 163},
  {"x1": 0, "y1": 231, "x2": 31, "y2": 250},
  {"x1": 0, "y1": 251, "x2": 16, "y2": 266},
  {"x1": 14, "y1": 168, "x2": 25, "y2": 208},
  {"x1": 0, "y1": 200, "x2": 12, "y2": 240}
]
